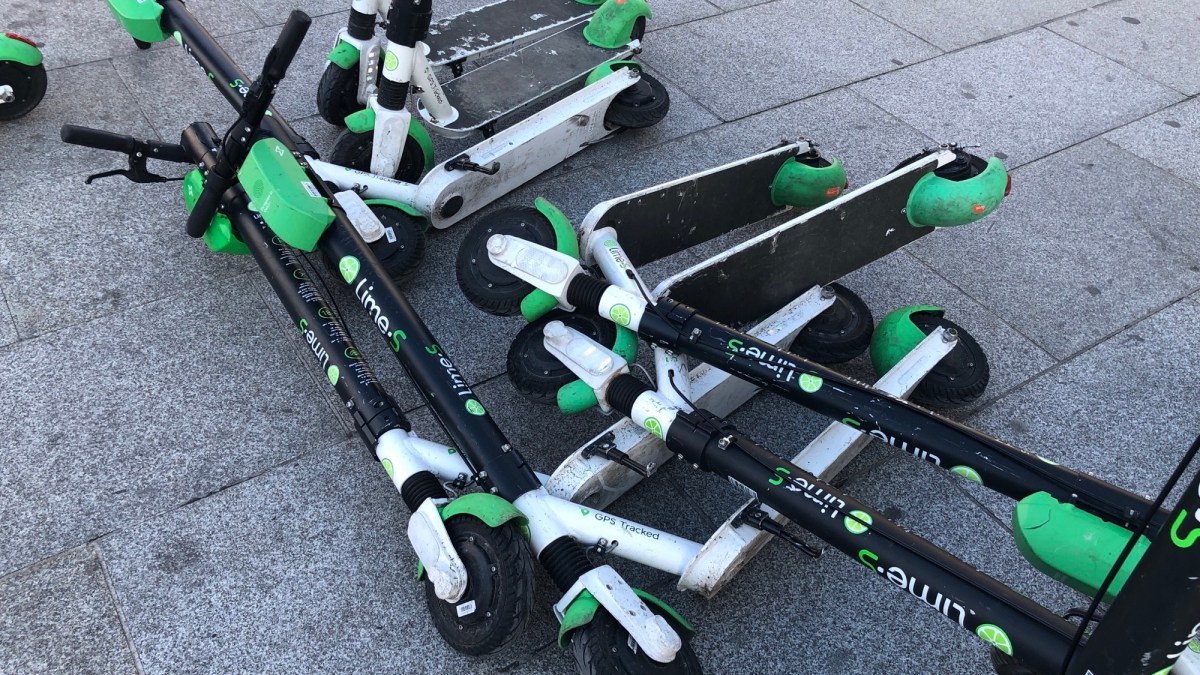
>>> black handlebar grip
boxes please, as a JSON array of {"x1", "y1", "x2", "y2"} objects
[
  {"x1": 263, "y1": 11, "x2": 312, "y2": 82},
  {"x1": 60, "y1": 125, "x2": 137, "y2": 154}
]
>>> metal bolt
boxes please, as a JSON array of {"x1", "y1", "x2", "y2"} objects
[
  {"x1": 819, "y1": 285, "x2": 836, "y2": 300},
  {"x1": 717, "y1": 436, "x2": 731, "y2": 449},
  {"x1": 942, "y1": 327, "x2": 959, "y2": 343}
]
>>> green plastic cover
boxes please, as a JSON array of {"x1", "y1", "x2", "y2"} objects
[
  {"x1": 106, "y1": 0, "x2": 169, "y2": 44},
  {"x1": 238, "y1": 138, "x2": 335, "y2": 252},
  {"x1": 770, "y1": 156, "x2": 847, "y2": 208},
  {"x1": 0, "y1": 34, "x2": 43, "y2": 67},
  {"x1": 906, "y1": 156, "x2": 1008, "y2": 228},
  {"x1": 583, "y1": 0, "x2": 651, "y2": 49},
  {"x1": 869, "y1": 305, "x2": 943, "y2": 376}
]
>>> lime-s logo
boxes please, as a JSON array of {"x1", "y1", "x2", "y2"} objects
[
  {"x1": 644, "y1": 417, "x2": 663, "y2": 439},
  {"x1": 339, "y1": 256, "x2": 361, "y2": 283},
  {"x1": 610, "y1": 304, "x2": 632, "y2": 326},
  {"x1": 465, "y1": 399, "x2": 485, "y2": 416},
  {"x1": 769, "y1": 466, "x2": 792, "y2": 486},
  {"x1": 1171, "y1": 509, "x2": 1200, "y2": 548},
  {"x1": 384, "y1": 51, "x2": 399, "y2": 71}
]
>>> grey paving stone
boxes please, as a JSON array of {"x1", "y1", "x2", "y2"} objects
[
  {"x1": 907, "y1": 138, "x2": 1200, "y2": 359},
  {"x1": 109, "y1": 46, "x2": 239, "y2": 143},
  {"x1": 0, "y1": 546, "x2": 137, "y2": 674},
  {"x1": 0, "y1": 168, "x2": 250, "y2": 338},
  {"x1": 0, "y1": 60, "x2": 159, "y2": 177},
  {"x1": 644, "y1": 0, "x2": 722, "y2": 31},
  {"x1": 852, "y1": 28, "x2": 1183, "y2": 168},
  {"x1": 0, "y1": 292, "x2": 18, "y2": 348},
  {"x1": 0, "y1": 279, "x2": 345, "y2": 576},
  {"x1": 98, "y1": 439, "x2": 569, "y2": 674},
  {"x1": 642, "y1": 0, "x2": 940, "y2": 121},
  {"x1": 967, "y1": 297, "x2": 1200, "y2": 506},
  {"x1": 1048, "y1": 0, "x2": 1200, "y2": 96},
  {"x1": 854, "y1": 0, "x2": 1096, "y2": 51},
  {"x1": 1105, "y1": 97, "x2": 1200, "y2": 188},
  {"x1": 2, "y1": 0, "x2": 262, "y2": 71},
  {"x1": 244, "y1": 0, "x2": 351, "y2": 24}
]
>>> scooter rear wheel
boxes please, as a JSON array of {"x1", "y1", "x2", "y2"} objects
[
  {"x1": 366, "y1": 204, "x2": 427, "y2": 284},
  {"x1": 0, "y1": 61, "x2": 47, "y2": 121},
  {"x1": 571, "y1": 604, "x2": 703, "y2": 674},
  {"x1": 604, "y1": 71, "x2": 670, "y2": 130},
  {"x1": 456, "y1": 206, "x2": 557, "y2": 316},
  {"x1": 508, "y1": 310, "x2": 617, "y2": 404},
  {"x1": 990, "y1": 647, "x2": 1034, "y2": 674},
  {"x1": 789, "y1": 283, "x2": 873, "y2": 364},
  {"x1": 329, "y1": 128, "x2": 428, "y2": 183},
  {"x1": 424, "y1": 515, "x2": 534, "y2": 655},
  {"x1": 909, "y1": 313, "x2": 989, "y2": 408},
  {"x1": 316, "y1": 61, "x2": 365, "y2": 127}
]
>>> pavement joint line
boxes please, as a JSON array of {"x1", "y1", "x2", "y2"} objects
[
  {"x1": 1101, "y1": 101, "x2": 1200, "y2": 190},
  {"x1": 844, "y1": 0, "x2": 944, "y2": 54},
  {"x1": 948, "y1": 475, "x2": 1013, "y2": 533},
  {"x1": 1042, "y1": 23, "x2": 1193, "y2": 100},
  {"x1": 90, "y1": 542, "x2": 148, "y2": 675},
  {"x1": 0, "y1": 284, "x2": 22, "y2": 344}
]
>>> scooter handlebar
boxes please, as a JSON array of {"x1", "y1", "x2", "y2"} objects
[
  {"x1": 60, "y1": 124, "x2": 190, "y2": 163},
  {"x1": 262, "y1": 10, "x2": 312, "y2": 83}
]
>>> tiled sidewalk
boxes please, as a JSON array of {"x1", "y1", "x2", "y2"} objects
[{"x1": 1, "y1": 0, "x2": 1197, "y2": 672}]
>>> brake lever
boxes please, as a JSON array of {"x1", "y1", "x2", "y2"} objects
[{"x1": 85, "y1": 151, "x2": 185, "y2": 185}]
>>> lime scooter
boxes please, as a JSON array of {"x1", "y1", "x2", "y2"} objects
[
  {"x1": 64, "y1": 8, "x2": 713, "y2": 672},
  {"x1": 110, "y1": 0, "x2": 667, "y2": 285},
  {"x1": 482, "y1": 204, "x2": 1200, "y2": 673},
  {"x1": 0, "y1": 31, "x2": 46, "y2": 120}
]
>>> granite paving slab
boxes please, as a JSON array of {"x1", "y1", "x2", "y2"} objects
[
  {"x1": 1, "y1": 0, "x2": 262, "y2": 71},
  {"x1": 1048, "y1": 0, "x2": 1200, "y2": 96},
  {"x1": 97, "y1": 439, "x2": 570, "y2": 674},
  {"x1": 908, "y1": 138, "x2": 1200, "y2": 359},
  {"x1": 0, "y1": 291, "x2": 19, "y2": 348},
  {"x1": 0, "y1": 168, "x2": 251, "y2": 338},
  {"x1": 0, "y1": 546, "x2": 138, "y2": 674},
  {"x1": 852, "y1": 28, "x2": 1183, "y2": 168},
  {"x1": 0, "y1": 278, "x2": 344, "y2": 576},
  {"x1": 0, "y1": 59, "x2": 158, "y2": 177},
  {"x1": 1105, "y1": 96, "x2": 1200, "y2": 189},
  {"x1": 853, "y1": 0, "x2": 1097, "y2": 51},
  {"x1": 642, "y1": 0, "x2": 940, "y2": 121}
]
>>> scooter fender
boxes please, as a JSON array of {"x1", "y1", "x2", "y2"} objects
[
  {"x1": 344, "y1": 105, "x2": 436, "y2": 174},
  {"x1": 869, "y1": 304, "x2": 944, "y2": 376},
  {"x1": 556, "y1": 584, "x2": 693, "y2": 649},
  {"x1": 106, "y1": 0, "x2": 169, "y2": 44},
  {"x1": 583, "y1": 0, "x2": 651, "y2": 49},
  {"x1": 906, "y1": 156, "x2": 1008, "y2": 228},
  {"x1": 520, "y1": 197, "x2": 581, "y2": 322},
  {"x1": 328, "y1": 38, "x2": 360, "y2": 69},
  {"x1": 408, "y1": 499, "x2": 470, "y2": 602},
  {"x1": 769, "y1": 155, "x2": 847, "y2": 208},
  {"x1": 415, "y1": 493, "x2": 530, "y2": 582},
  {"x1": 0, "y1": 33, "x2": 43, "y2": 67}
]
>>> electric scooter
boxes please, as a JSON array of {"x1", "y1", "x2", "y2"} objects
[
  {"x1": 482, "y1": 221, "x2": 1200, "y2": 673},
  {"x1": 0, "y1": 30, "x2": 46, "y2": 120},
  {"x1": 64, "y1": 7, "x2": 715, "y2": 672}
]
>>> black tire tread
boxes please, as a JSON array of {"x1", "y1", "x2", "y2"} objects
[
  {"x1": 571, "y1": 603, "x2": 703, "y2": 675},
  {"x1": 455, "y1": 207, "x2": 557, "y2": 316},
  {"x1": 368, "y1": 205, "x2": 427, "y2": 284},
  {"x1": 604, "y1": 71, "x2": 670, "y2": 130},
  {"x1": 789, "y1": 283, "x2": 873, "y2": 365},
  {"x1": 990, "y1": 647, "x2": 1036, "y2": 674},
  {"x1": 329, "y1": 127, "x2": 427, "y2": 183},
  {"x1": 911, "y1": 314, "x2": 989, "y2": 408},
  {"x1": 0, "y1": 61, "x2": 47, "y2": 121},
  {"x1": 316, "y1": 62, "x2": 361, "y2": 128},
  {"x1": 507, "y1": 311, "x2": 617, "y2": 404},
  {"x1": 424, "y1": 516, "x2": 534, "y2": 656}
]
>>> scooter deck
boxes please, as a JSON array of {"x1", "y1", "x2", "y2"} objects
[
  {"x1": 430, "y1": 22, "x2": 631, "y2": 133},
  {"x1": 426, "y1": 0, "x2": 596, "y2": 67},
  {"x1": 580, "y1": 144, "x2": 805, "y2": 267},
  {"x1": 655, "y1": 155, "x2": 940, "y2": 327}
]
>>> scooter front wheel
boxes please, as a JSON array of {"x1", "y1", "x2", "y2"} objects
[
  {"x1": 316, "y1": 61, "x2": 363, "y2": 127},
  {"x1": 329, "y1": 128, "x2": 428, "y2": 183},
  {"x1": 424, "y1": 515, "x2": 535, "y2": 655},
  {"x1": 508, "y1": 310, "x2": 617, "y2": 404},
  {"x1": 604, "y1": 71, "x2": 670, "y2": 130},
  {"x1": 0, "y1": 60, "x2": 47, "y2": 121},
  {"x1": 908, "y1": 313, "x2": 989, "y2": 408},
  {"x1": 456, "y1": 206, "x2": 558, "y2": 316},
  {"x1": 571, "y1": 604, "x2": 703, "y2": 674},
  {"x1": 789, "y1": 283, "x2": 873, "y2": 365}
]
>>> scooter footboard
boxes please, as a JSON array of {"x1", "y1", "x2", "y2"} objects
[{"x1": 655, "y1": 153, "x2": 941, "y2": 327}]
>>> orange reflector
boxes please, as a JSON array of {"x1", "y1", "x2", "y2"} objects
[
  {"x1": 973, "y1": 204, "x2": 986, "y2": 214},
  {"x1": 825, "y1": 186, "x2": 841, "y2": 198},
  {"x1": 1004, "y1": 174, "x2": 1013, "y2": 196},
  {"x1": 5, "y1": 32, "x2": 38, "y2": 48}
]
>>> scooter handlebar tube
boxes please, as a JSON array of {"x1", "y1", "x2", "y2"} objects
[{"x1": 59, "y1": 125, "x2": 190, "y2": 163}]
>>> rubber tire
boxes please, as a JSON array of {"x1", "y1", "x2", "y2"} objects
[
  {"x1": 604, "y1": 71, "x2": 670, "y2": 130},
  {"x1": 789, "y1": 283, "x2": 873, "y2": 364},
  {"x1": 990, "y1": 648, "x2": 1036, "y2": 675},
  {"x1": 366, "y1": 205, "x2": 427, "y2": 284},
  {"x1": 316, "y1": 61, "x2": 364, "y2": 128},
  {"x1": 0, "y1": 61, "x2": 47, "y2": 121},
  {"x1": 424, "y1": 516, "x2": 534, "y2": 656},
  {"x1": 570, "y1": 603, "x2": 703, "y2": 675},
  {"x1": 329, "y1": 128, "x2": 427, "y2": 184},
  {"x1": 909, "y1": 313, "x2": 989, "y2": 408},
  {"x1": 507, "y1": 310, "x2": 617, "y2": 404},
  {"x1": 456, "y1": 206, "x2": 557, "y2": 316}
]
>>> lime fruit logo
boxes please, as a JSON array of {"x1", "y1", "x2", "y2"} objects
[
  {"x1": 975, "y1": 624, "x2": 1012, "y2": 656},
  {"x1": 950, "y1": 465, "x2": 984, "y2": 485},
  {"x1": 465, "y1": 399, "x2": 486, "y2": 416},
  {"x1": 798, "y1": 373, "x2": 823, "y2": 393},
  {"x1": 326, "y1": 365, "x2": 340, "y2": 386},
  {"x1": 381, "y1": 458, "x2": 395, "y2": 478},
  {"x1": 384, "y1": 51, "x2": 399, "y2": 71},
  {"x1": 844, "y1": 510, "x2": 872, "y2": 535},
  {"x1": 447, "y1": 447, "x2": 456, "y2": 454},
  {"x1": 644, "y1": 417, "x2": 663, "y2": 439},
  {"x1": 610, "y1": 304, "x2": 632, "y2": 326},
  {"x1": 603, "y1": 239, "x2": 617, "y2": 247},
  {"x1": 339, "y1": 256, "x2": 361, "y2": 283},
  {"x1": 580, "y1": 507, "x2": 591, "y2": 516}
]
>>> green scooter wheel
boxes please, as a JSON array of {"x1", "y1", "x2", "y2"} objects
[
  {"x1": 571, "y1": 604, "x2": 702, "y2": 674},
  {"x1": 0, "y1": 60, "x2": 47, "y2": 121},
  {"x1": 507, "y1": 310, "x2": 617, "y2": 405},
  {"x1": 456, "y1": 206, "x2": 558, "y2": 316},
  {"x1": 789, "y1": 283, "x2": 873, "y2": 364},
  {"x1": 424, "y1": 516, "x2": 534, "y2": 655}
]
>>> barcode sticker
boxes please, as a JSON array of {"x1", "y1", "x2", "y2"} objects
[
  {"x1": 301, "y1": 181, "x2": 321, "y2": 198},
  {"x1": 384, "y1": 227, "x2": 397, "y2": 243},
  {"x1": 456, "y1": 600, "x2": 477, "y2": 617}
]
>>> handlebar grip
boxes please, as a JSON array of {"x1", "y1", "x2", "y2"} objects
[
  {"x1": 263, "y1": 11, "x2": 312, "y2": 82},
  {"x1": 61, "y1": 125, "x2": 136, "y2": 154}
]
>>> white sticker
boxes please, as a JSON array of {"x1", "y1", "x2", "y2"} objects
[
  {"x1": 456, "y1": 599, "x2": 477, "y2": 617},
  {"x1": 384, "y1": 227, "x2": 397, "y2": 244},
  {"x1": 301, "y1": 181, "x2": 321, "y2": 198}
]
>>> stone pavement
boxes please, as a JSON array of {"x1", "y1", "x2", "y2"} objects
[{"x1": 1, "y1": 0, "x2": 1198, "y2": 672}]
